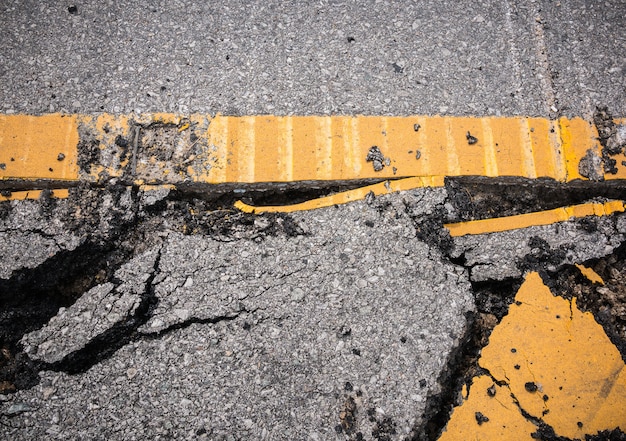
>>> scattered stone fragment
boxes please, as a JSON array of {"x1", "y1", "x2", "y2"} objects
[
  {"x1": 4, "y1": 402, "x2": 33, "y2": 416},
  {"x1": 366, "y1": 146, "x2": 385, "y2": 171},
  {"x1": 475, "y1": 411, "x2": 490, "y2": 425},
  {"x1": 578, "y1": 149, "x2": 604, "y2": 181},
  {"x1": 466, "y1": 131, "x2": 478, "y2": 145}
]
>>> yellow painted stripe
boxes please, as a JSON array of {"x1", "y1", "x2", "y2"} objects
[
  {"x1": 561, "y1": 117, "x2": 597, "y2": 181},
  {"x1": 234, "y1": 176, "x2": 446, "y2": 213},
  {"x1": 445, "y1": 200, "x2": 626, "y2": 236},
  {"x1": 0, "y1": 114, "x2": 79, "y2": 181},
  {"x1": 519, "y1": 118, "x2": 537, "y2": 179},
  {"x1": 0, "y1": 188, "x2": 69, "y2": 201},
  {"x1": 575, "y1": 263, "x2": 604, "y2": 285},
  {"x1": 1, "y1": 114, "x2": 623, "y2": 202}
]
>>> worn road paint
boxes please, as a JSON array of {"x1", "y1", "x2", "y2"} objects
[
  {"x1": 439, "y1": 272, "x2": 626, "y2": 440},
  {"x1": 575, "y1": 264, "x2": 605, "y2": 285},
  {"x1": 1, "y1": 113, "x2": 624, "y2": 205},
  {"x1": 437, "y1": 374, "x2": 537, "y2": 440},
  {"x1": 444, "y1": 200, "x2": 626, "y2": 237}
]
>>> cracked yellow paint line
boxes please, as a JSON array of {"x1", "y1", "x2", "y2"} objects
[
  {"x1": 438, "y1": 272, "x2": 626, "y2": 440},
  {"x1": 1, "y1": 113, "x2": 624, "y2": 206},
  {"x1": 445, "y1": 200, "x2": 626, "y2": 237},
  {"x1": 234, "y1": 176, "x2": 445, "y2": 213}
]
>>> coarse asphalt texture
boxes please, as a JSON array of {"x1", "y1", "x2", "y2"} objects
[{"x1": 1, "y1": 1, "x2": 626, "y2": 440}]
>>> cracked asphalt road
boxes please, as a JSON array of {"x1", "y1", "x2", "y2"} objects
[
  {"x1": 3, "y1": 187, "x2": 478, "y2": 440},
  {"x1": 1, "y1": 0, "x2": 626, "y2": 440},
  {"x1": 2, "y1": 181, "x2": 626, "y2": 440}
]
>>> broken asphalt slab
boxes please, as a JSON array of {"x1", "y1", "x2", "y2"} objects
[
  {"x1": 2, "y1": 181, "x2": 626, "y2": 439},
  {"x1": 2, "y1": 188, "x2": 477, "y2": 440}
]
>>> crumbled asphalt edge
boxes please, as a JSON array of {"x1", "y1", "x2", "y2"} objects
[
  {"x1": 404, "y1": 178, "x2": 626, "y2": 440},
  {"x1": 444, "y1": 176, "x2": 626, "y2": 222},
  {"x1": 595, "y1": 106, "x2": 625, "y2": 177},
  {"x1": 0, "y1": 243, "x2": 130, "y2": 390},
  {"x1": 0, "y1": 184, "x2": 143, "y2": 391}
]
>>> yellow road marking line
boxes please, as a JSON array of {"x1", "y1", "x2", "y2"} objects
[
  {"x1": 0, "y1": 113, "x2": 610, "y2": 184},
  {"x1": 445, "y1": 200, "x2": 626, "y2": 237},
  {"x1": 234, "y1": 176, "x2": 446, "y2": 214},
  {"x1": 0, "y1": 114, "x2": 79, "y2": 182},
  {"x1": 439, "y1": 272, "x2": 626, "y2": 440},
  {"x1": 1, "y1": 113, "x2": 623, "y2": 207},
  {"x1": 520, "y1": 118, "x2": 538, "y2": 179},
  {"x1": 481, "y1": 118, "x2": 498, "y2": 177},
  {"x1": 0, "y1": 189, "x2": 69, "y2": 201}
]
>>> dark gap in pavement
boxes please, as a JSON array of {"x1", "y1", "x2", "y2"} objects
[
  {"x1": 445, "y1": 177, "x2": 626, "y2": 222},
  {"x1": 45, "y1": 249, "x2": 163, "y2": 375},
  {"x1": 138, "y1": 312, "x2": 244, "y2": 341},
  {"x1": 166, "y1": 193, "x2": 308, "y2": 239},
  {"x1": 0, "y1": 242, "x2": 129, "y2": 391},
  {"x1": 171, "y1": 180, "x2": 379, "y2": 207},
  {"x1": 410, "y1": 278, "x2": 522, "y2": 441},
  {"x1": 0, "y1": 185, "x2": 313, "y2": 393}
]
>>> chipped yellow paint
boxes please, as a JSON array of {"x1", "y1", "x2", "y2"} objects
[
  {"x1": 445, "y1": 200, "x2": 626, "y2": 237},
  {"x1": 77, "y1": 113, "x2": 132, "y2": 182},
  {"x1": 575, "y1": 264, "x2": 605, "y2": 285},
  {"x1": 441, "y1": 272, "x2": 626, "y2": 440},
  {"x1": 1, "y1": 113, "x2": 624, "y2": 207},
  {"x1": 0, "y1": 114, "x2": 79, "y2": 182},
  {"x1": 234, "y1": 176, "x2": 446, "y2": 213},
  {"x1": 0, "y1": 188, "x2": 69, "y2": 201},
  {"x1": 438, "y1": 375, "x2": 538, "y2": 440},
  {"x1": 606, "y1": 117, "x2": 626, "y2": 181}
]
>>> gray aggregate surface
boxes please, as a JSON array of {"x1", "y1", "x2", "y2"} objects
[
  {"x1": 0, "y1": 198, "x2": 81, "y2": 279},
  {"x1": 540, "y1": 0, "x2": 626, "y2": 118},
  {"x1": 3, "y1": 189, "x2": 476, "y2": 440},
  {"x1": 2, "y1": 0, "x2": 612, "y2": 117},
  {"x1": 1, "y1": 1, "x2": 625, "y2": 439}
]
